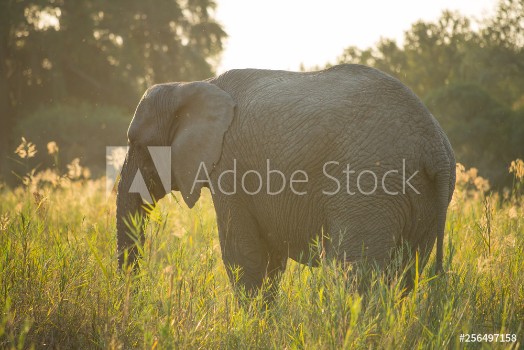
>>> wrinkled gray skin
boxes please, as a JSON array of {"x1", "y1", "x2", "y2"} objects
[{"x1": 117, "y1": 64, "x2": 455, "y2": 296}]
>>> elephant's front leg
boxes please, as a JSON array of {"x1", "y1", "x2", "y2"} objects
[{"x1": 218, "y1": 213, "x2": 286, "y2": 302}]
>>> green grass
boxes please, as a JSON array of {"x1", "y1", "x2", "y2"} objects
[{"x1": 0, "y1": 165, "x2": 523, "y2": 349}]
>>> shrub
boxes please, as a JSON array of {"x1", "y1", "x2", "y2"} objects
[{"x1": 12, "y1": 102, "x2": 130, "y2": 180}]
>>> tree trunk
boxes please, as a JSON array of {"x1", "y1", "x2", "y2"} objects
[{"x1": 0, "y1": 28, "x2": 12, "y2": 178}]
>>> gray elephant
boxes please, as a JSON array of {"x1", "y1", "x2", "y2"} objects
[{"x1": 116, "y1": 64, "x2": 455, "y2": 296}]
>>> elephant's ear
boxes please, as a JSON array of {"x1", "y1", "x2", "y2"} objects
[{"x1": 171, "y1": 82, "x2": 235, "y2": 208}]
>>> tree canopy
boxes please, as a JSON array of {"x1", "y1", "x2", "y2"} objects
[{"x1": 0, "y1": 0, "x2": 226, "y2": 175}]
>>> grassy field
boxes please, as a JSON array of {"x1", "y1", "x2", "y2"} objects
[{"x1": 0, "y1": 150, "x2": 523, "y2": 348}]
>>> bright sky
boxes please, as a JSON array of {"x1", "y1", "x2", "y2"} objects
[{"x1": 215, "y1": 0, "x2": 498, "y2": 73}]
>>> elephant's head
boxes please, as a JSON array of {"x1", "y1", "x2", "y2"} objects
[{"x1": 116, "y1": 82, "x2": 235, "y2": 267}]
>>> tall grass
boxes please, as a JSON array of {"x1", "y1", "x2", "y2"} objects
[{"x1": 0, "y1": 142, "x2": 522, "y2": 349}]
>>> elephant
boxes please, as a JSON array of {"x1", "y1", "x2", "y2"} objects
[{"x1": 116, "y1": 64, "x2": 455, "y2": 297}]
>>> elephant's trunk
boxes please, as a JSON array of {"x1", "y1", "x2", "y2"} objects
[{"x1": 116, "y1": 151, "x2": 148, "y2": 268}]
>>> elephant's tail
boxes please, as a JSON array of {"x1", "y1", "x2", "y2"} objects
[
  {"x1": 434, "y1": 167, "x2": 451, "y2": 274},
  {"x1": 425, "y1": 133, "x2": 455, "y2": 274}
]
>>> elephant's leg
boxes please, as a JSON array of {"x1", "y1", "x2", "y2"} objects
[
  {"x1": 217, "y1": 210, "x2": 286, "y2": 301},
  {"x1": 263, "y1": 251, "x2": 287, "y2": 302},
  {"x1": 398, "y1": 215, "x2": 438, "y2": 292}
]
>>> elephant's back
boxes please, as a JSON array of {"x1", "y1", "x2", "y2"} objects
[
  {"x1": 214, "y1": 65, "x2": 441, "y2": 171},
  {"x1": 213, "y1": 64, "x2": 436, "y2": 133}
]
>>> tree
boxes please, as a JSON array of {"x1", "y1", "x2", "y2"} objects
[
  {"x1": 425, "y1": 83, "x2": 514, "y2": 185},
  {"x1": 0, "y1": 0, "x2": 227, "y2": 177},
  {"x1": 338, "y1": 11, "x2": 477, "y2": 98}
]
